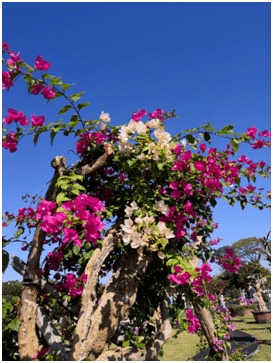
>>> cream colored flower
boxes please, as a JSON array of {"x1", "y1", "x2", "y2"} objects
[
  {"x1": 136, "y1": 121, "x2": 147, "y2": 135},
  {"x1": 147, "y1": 119, "x2": 161, "y2": 129},
  {"x1": 135, "y1": 217, "x2": 144, "y2": 225},
  {"x1": 156, "y1": 221, "x2": 175, "y2": 239},
  {"x1": 99, "y1": 111, "x2": 111, "y2": 122},
  {"x1": 120, "y1": 218, "x2": 134, "y2": 234},
  {"x1": 137, "y1": 153, "x2": 146, "y2": 161},
  {"x1": 143, "y1": 214, "x2": 155, "y2": 225},
  {"x1": 158, "y1": 251, "x2": 166, "y2": 259},
  {"x1": 155, "y1": 200, "x2": 169, "y2": 214},
  {"x1": 154, "y1": 129, "x2": 172, "y2": 145},
  {"x1": 125, "y1": 201, "x2": 138, "y2": 217},
  {"x1": 127, "y1": 120, "x2": 137, "y2": 133}
]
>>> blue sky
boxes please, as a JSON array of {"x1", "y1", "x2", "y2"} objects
[{"x1": 2, "y1": 2, "x2": 271, "y2": 281}]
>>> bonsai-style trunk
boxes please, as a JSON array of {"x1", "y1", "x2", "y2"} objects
[
  {"x1": 254, "y1": 279, "x2": 267, "y2": 311},
  {"x1": 189, "y1": 238, "x2": 229, "y2": 361}
]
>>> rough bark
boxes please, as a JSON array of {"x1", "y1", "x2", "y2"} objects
[
  {"x1": 36, "y1": 306, "x2": 69, "y2": 360},
  {"x1": 254, "y1": 279, "x2": 267, "y2": 311},
  {"x1": 11, "y1": 255, "x2": 79, "y2": 315},
  {"x1": 69, "y1": 219, "x2": 123, "y2": 360},
  {"x1": 73, "y1": 142, "x2": 114, "y2": 176},
  {"x1": 70, "y1": 249, "x2": 153, "y2": 361},
  {"x1": 188, "y1": 237, "x2": 229, "y2": 361},
  {"x1": 96, "y1": 285, "x2": 172, "y2": 361},
  {"x1": 18, "y1": 156, "x2": 67, "y2": 360}
]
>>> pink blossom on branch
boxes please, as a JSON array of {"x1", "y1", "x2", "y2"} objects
[
  {"x1": 41, "y1": 86, "x2": 56, "y2": 100},
  {"x1": 2, "y1": 131, "x2": 18, "y2": 152},
  {"x1": 2, "y1": 71, "x2": 14, "y2": 90},
  {"x1": 31, "y1": 114, "x2": 45, "y2": 127},
  {"x1": 2, "y1": 42, "x2": 10, "y2": 50},
  {"x1": 30, "y1": 83, "x2": 44, "y2": 95},
  {"x1": 3, "y1": 108, "x2": 29, "y2": 126},
  {"x1": 34, "y1": 55, "x2": 51, "y2": 71},
  {"x1": 246, "y1": 126, "x2": 259, "y2": 140}
]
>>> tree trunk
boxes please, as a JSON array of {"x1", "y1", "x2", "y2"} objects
[
  {"x1": 188, "y1": 237, "x2": 229, "y2": 361},
  {"x1": 18, "y1": 156, "x2": 67, "y2": 360},
  {"x1": 69, "y1": 249, "x2": 153, "y2": 361},
  {"x1": 254, "y1": 280, "x2": 267, "y2": 311}
]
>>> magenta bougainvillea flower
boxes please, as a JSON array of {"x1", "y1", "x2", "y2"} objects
[
  {"x1": 30, "y1": 83, "x2": 44, "y2": 95},
  {"x1": 34, "y1": 55, "x2": 51, "y2": 71},
  {"x1": 41, "y1": 86, "x2": 56, "y2": 99},
  {"x1": 2, "y1": 71, "x2": 14, "y2": 90},
  {"x1": 31, "y1": 114, "x2": 45, "y2": 127}
]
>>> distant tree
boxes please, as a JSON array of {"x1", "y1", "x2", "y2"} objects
[
  {"x1": 220, "y1": 262, "x2": 270, "y2": 311},
  {"x1": 260, "y1": 232, "x2": 271, "y2": 264},
  {"x1": 216, "y1": 237, "x2": 265, "y2": 265},
  {"x1": 205, "y1": 278, "x2": 227, "y2": 300},
  {"x1": 2, "y1": 280, "x2": 22, "y2": 303}
]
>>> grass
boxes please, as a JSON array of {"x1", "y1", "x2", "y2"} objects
[{"x1": 158, "y1": 316, "x2": 271, "y2": 361}]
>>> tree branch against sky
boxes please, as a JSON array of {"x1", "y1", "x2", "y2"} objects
[{"x1": 2, "y1": 2, "x2": 271, "y2": 361}]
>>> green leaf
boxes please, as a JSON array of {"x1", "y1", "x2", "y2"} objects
[
  {"x1": 73, "y1": 183, "x2": 86, "y2": 191},
  {"x1": 42, "y1": 73, "x2": 55, "y2": 79},
  {"x1": 72, "y1": 245, "x2": 81, "y2": 255},
  {"x1": 50, "y1": 130, "x2": 58, "y2": 145},
  {"x1": 14, "y1": 227, "x2": 24, "y2": 238},
  {"x1": 60, "y1": 83, "x2": 74, "y2": 91},
  {"x1": 50, "y1": 77, "x2": 63, "y2": 86},
  {"x1": 203, "y1": 132, "x2": 211, "y2": 143},
  {"x1": 78, "y1": 102, "x2": 90, "y2": 110},
  {"x1": 56, "y1": 192, "x2": 70, "y2": 205},
  {"x1": 230, "y1": 138, "x2": 239, "y2": 152},
  {"x1": 7, "y1": 318, "x2": 20, "y2": 332},
  {"x1": 222, "y1": 124, "x2": 234, "y2": 133},
  {"x1": 240, "y1": 198, "x2": 247, "y2": 210},
  {"x1": 24, "y1": 74, "x2": 33, "y2": 84},
  {"x1": 49, "y1": 91, "x2": 62, "y2": 101},
  {"x1": 71, "y1": 188, "x2": 80, "y2": 196},
  {"x1": 69, "y1": 120, "x2": 80, "y2": 129},
  {"x1": 57, "y1": 105, "x2": 72, "y2": 115},
  {"x1": 186, "y1": 134, "x2": 195, "y2": 144},
  {"x1": 210, "y1": 198, "x2": 217, "y2": 208},
  {"x1": 70, "y1": 92, "x2": 85, "y2": 102},
  {"x1": 2, "y1": 250, "x2": 9, "y2": 273},
  {"x1": 122, "y1": 340, "x2": 130, "y2": 348},
  {"x1": 33, "y1": 125, "x2": 48, "y2": 145}
]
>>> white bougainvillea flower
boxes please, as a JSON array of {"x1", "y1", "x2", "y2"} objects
[
  {"x1": 120, "y1": 218, "x2": 134, "y2": 234},
  {"x1": 137, "y1": 153, "x2": 145, "y2": 161},
  {"x1": 99, "y1": 111, "x2": 111, "y2": 122},
  {"x1": 155, "y1": 200, "x2": 169, "y2": 214},
  {"x1": 136, "y1": 121, "x2": 147, "y2": 135},
  {"x1": 154, "y1": 128, "x2": 172, "y2": 145},
  {"x1": 157, "y1": 221, "x2": 175, "y2": 239},
  {"x1": 124, "y1": 201, "x2": 138, "y2": 217},
  {"x1": 147, "y1": 118, "x2": 161, "y2": 129},
  {"x1": 143, "y1": 214, "x2": 155, "y2": 225},
  {"x1": 135, "y1": 217, "x2": 144, "y2": 225},
  {"x1": 158, "y1": 251, "x2": 166, "y2": 259}
]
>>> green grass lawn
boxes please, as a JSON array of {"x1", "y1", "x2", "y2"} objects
[{"x1": 158, "y1": 316, "x2": 271, "y2": 361}]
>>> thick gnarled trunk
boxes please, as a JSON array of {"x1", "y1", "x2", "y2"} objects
[
  {"x1": 254, "y1": 280, "x2": 267, "y2": 311},
  {"x1": 70, "y1": 249, "x2": 153, "y2": 361}
]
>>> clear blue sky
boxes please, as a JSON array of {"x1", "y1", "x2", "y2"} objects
[{"x1": 2, "y1": 2, "x2": 271, "y2": 281}]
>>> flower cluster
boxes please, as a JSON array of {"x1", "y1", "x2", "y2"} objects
[
  {"x1": 75, "y1": 130, "x2": 109, "y2": 156},
  {"x1": 218, "y1": 247, "x2": 242, "y2": 273},
  {"x1": 237, "y1": 297, "x2": 254, "y2": 306},
  {"x1": 186, "y1": 308, "x2": 202, "y2": 333},
  {"x1": 120, "y1": 200, "x2": 174, "y2": 252},
  {"x1": 168, "y1": 263, "x2": 214, "y2": 298},
  {"x1": 246, "y1": 126, "x2": 271, "y2": 150}
]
